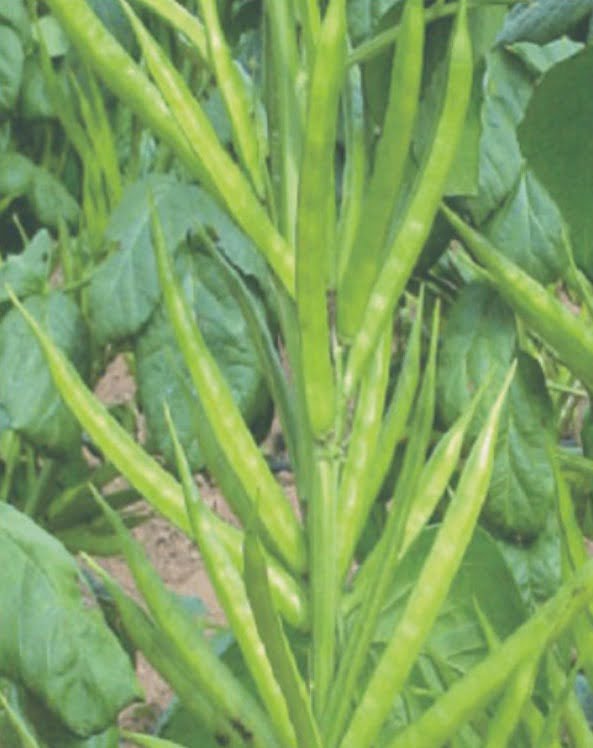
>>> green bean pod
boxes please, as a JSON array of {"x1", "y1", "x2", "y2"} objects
[
  {"x1": 337, "y1": 0, "x2": 424, "y2": 341},
  {"x1": 244, "y1": 530, "x2": 322, "y2": 748},
  {"x1": 90, "y1": 490, "x2": 280, "y2": 748},
  {"x1": 120, "y1": 0, "x2": 295, "y2": 293},
  {"x1": 335, "y1": 325, "x2": 392, "y2": 576},
  {"x1": 442, "y1": 203, "x2": 593, "y2": 395},
  {"x1": 167, "y1": 413, "x2": 296, "y2": 748},
  {"x1": 198, "y1": 0, "x2": 265, "y2": 196},
  {"x1": 484, "y1": 658, "x2": 539, "y2": 748},
  {"x1": 84, "y1": 556, "x2": 244, "y2": 748},
  {"x1": 151, "y1": 208, "x2": 306, "y2": 574},
  {"x1": 296, "y1": 0, "x2": 346, "y2": 437},
  {"x1": 9, "y1": 291, "x2": 307, "y2": 626},
  {"x1": 344, "y1": 0, "x2": 472, "y2": 395},
  {"x1": 341, "y1": 363, "x2": 515, "y2": 748},
  {"x1": 121, "y1": 733, "x2": 185, "y2": 748},
  {"x1": 131, "y1": 0, "x2": 208, "y2": 61}
]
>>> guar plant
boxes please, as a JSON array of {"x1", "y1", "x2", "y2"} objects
[{"x1": 3, "y1": 0, "x2": 593, "y2": 746}]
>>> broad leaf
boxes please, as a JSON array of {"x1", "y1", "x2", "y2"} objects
[
  {"x1": 0, "y1": 0, "x2": 28, "y2": 38},
  {"x1": 0, "y1": 152, "x2": 34, "y2": 197},
  {"x1": 497, "y1": 0, "x2": 593, "y2": 45},
  {"x1": 437, "y1": 283, "x2": 516, "y2": 432},
  {"x1": 0, "y1": 504, "x2": 140, "y2": 736},
  {"x1": 135, "y1": 249, "x2": 271, "y2": 470},
  {"x1": 483, "y1": 169, "x2": 566, "y2": 284},
  {"x1": 0, "y1": 26, "x2": 24, "y2": 113},
  {"x1": 347, "y1": 0, "x2": 403, "y2": 43},
  {"x1": 0, "y1": 230, "x2": 52, "y2": 301},
  {"x1": 519, "y1": 45, "x2": 593, "y2": 277},
  {"x1": 0, "y1": 292, "x2": 89, "y2": 452},
  {"x1": 88, "y1": 175, "x2": 266, "y2": 344},
  {"x1": 27, "y1": 168, "x2": 79, "y2": 229},
  {"x1": 485, "y1": 354, "x2": 556, "y2": 540},
  {"x1": 497, "y1": 513, "x2": 562, "y2": 610}
]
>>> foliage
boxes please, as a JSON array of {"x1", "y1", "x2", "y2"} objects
[{"x1": 1, "y1": 0, "x2": 593, "y2": 747}]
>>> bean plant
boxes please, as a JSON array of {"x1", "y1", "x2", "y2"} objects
[{"x1": 3, "y1": 0, "x2": 593, "y2": 746}]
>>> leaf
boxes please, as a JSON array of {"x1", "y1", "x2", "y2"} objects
[
  {"x1": 509, "y1": 38, "x2": 584, "y2": 76},
  {"x1": 0, "y1": 26, "x2": 24, "y2": 113},
  {"x1": 135, "y1": 249, "x2": 271, "y2": 470},
  {"x1": 347, "y1": 0, "x2": 404, "y2": 43},
  {"x1": 483, "y1": 169, "x2": 566, "y2": 284},
  {"x1": 35, "y1": 15, "x2": 70, "y2": 58},
  {"x1": 518, "y1": 45, "x2": 593, "y2": 277},
  {"x1": 365, "y1": 526, "x2": 527, "y2": 737},
  {"x1": 0, "y1": 0, "x2": 28, "y2": 38},
  {"x1": 19, "y1": 58, "x2": 55, "y2": 120},
  {"x1": 0, "y1": 152, "x2": 35, "y2": 197},
  {"x1": 0, "y1": 292, "x2": 89, "y2": 452},
  {"x1": 484, "y1": 353, "x2": 556, "y2": 540},
  {"x1": 497, "y1": 0, "x2": 593, "y2": 45},
  {"x1": 437, "y1": 282, "x2": 516, "y2": 432},
  {"x1": 0, "y1": 230, "x2": 52, "y2": 302},
  {"x1": 0, "y1": 504, "x2": 140, "y2": 736},
  {"x1": 496, "y1": 512, "x2": 562, "y2": 610},
  {"x1": 88, "y1": 174, "x2": 266, "y2": 344},
  {"x1": 87, "y1": 0, "x2": 135, "y2": 50},
  {"x1": 155, "y1": 698, "x2": 226, "y2": 748},
  {"x1": 26, "y1": 168, "x2": 79, "y2": 228}
]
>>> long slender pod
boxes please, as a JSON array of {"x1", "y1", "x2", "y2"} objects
[
  {"x1": 344, "y1": 0, "x2": 472, "y2": 395},
  {"x1": 484, "y1": 658, "x2": 539, "y2": 748},
  {"x1": 296, "y1": 0, "x2": 346, "y2": 436},
  {"x1": 340, "y1": 364, "x2": 515, "y2": 748},
  {"x1": 244, "y1": 530, "x2": 322, "y2": 748},
  {"x1": 442, "y1": 203, "x2": 593, "y2": 394},
  {"x1": 198, "y1": 0, "x2": 265, "y2": 195},
  {"x1": 166, "y1": 412, "x2": 297, "y2": 748},
  {"x1": 130, "y1": 0, "x2": 208, "y2": 59},
  {"x1": 324, "y1": 305, "x2": 440, "y2": 748},
  {"x1": 336, "y1": 325, "x2": 392, "y2": 575},
  {"x1": 120, "y1": 0, "x2": 294, "y2": 294},
  {"x1": 88, "y1": 491, "x2": 280, "y2": 748},
  {"x1": 337, "y1": 290, "x2": 424, "y2": 579},
  {"x1": 337, "y1": 0, "x2": 424, "y2": 340},
  {"x1": 84, "y1": 557, "x2": 244, "y2": 748},
  {"x1": 151, "y1": 208, "x2": 306, "y2": 573},
  {"x1": 8, "y1": 291, "x2": 307, "y2": 627}
]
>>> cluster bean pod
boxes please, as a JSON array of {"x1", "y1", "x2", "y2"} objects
[{"x1": 344, "y1": 0, "x2": 473, "y2": 395}]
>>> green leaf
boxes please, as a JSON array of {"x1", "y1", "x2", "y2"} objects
[
  {"x1": 437, "y1": 282, "x2": 516, "y2": 432},
  {"x1": 0, "y1": 504, "x2": 140, "y2": 736},
  {"x1": 0, "y1": 292, "x2": 89, "y2": 453},
  {"x1": 508, "y1": 38, "x2": 584, "y2": 76},
  {"x1": 0, "y1": 0, "x2": 28, "y2": 38},
  {"x1": 0, "y1": 26, "x2": 24, "y2": 113},
  {"x1": 0, "y1": 230, "x2": 52, "y2": 302},
  {"x1": 88, "y1": 175, "x2": 266, "y2": 344},
  {"x1": 155, "y1": 698, "x2": 226, "y2": 747},
  {"x1": 366, "y1": 526, "x2": 527, "y2": 738},
  {"x1": 35, "y1": 15, "x2": 70, "y2": 58},
  {"x1": 518, "y1": 45, "x2": 593, "y2": 277},
  {"x1": 347, "y1": 0, "x2": 403, "y2": 44},
  {"x1": 135, "y1": 249, "x2": 271, "y2": 470},
  {"x1": 26, "y1": 168, "x2": 79, "y2": 228},
  {"x1": 19, "y1": 58, "x2": 55, "y2": 120},
  {"x1": 497, "y1": 512, "x2": 562, "y2": 610},
  {"x1": 483, "y1": 169, "x2": 566, "y2": 284},
  {"x1": 0, "y1": 152, "x2": 35, "y2": 197},
  {"x1": 87, "y1": 0, "x2": 135, "y2": 50},
  {"x1": 484, "y1": 353, "x2": 556, "y2": 540},
  {"x1": 497, "y1": 0, "x2": 593, "y2": 45}
]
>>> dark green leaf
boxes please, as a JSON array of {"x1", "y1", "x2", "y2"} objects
[
  {"x1": 19, "y1": 58, "x2": 55, "y2": 120},
  {"x1": 497, "y1": 0, "x2": 593, "y2": 45},
  {"x1": 508, "y1": 38, "x2": 584, "y2": 76},
  {"x1": 347, "y1": 0, "x2": 403, "y2": 43},
  {"x1": 0, "y1": 292, "x2": 89, "y2": 453},
  {"x1": 496, "y1": 513, "x2": 562, "y2": 609},
  {"x1": 0, "y1": 152, "x2": 35, "y2": 197},
  {"x1": 88, "y1": 175, "x2": 266, "y2": 344},
  {"x1": 0, "y1": 229, "x2": 52, "y2": 302},
  {"x1": 27, "y1": 168, "x2": 79, "y2": 228},
  {"x1": 0, "y1": 0, "x2": 28, "y2": 39},
  {"x1": 485, "y1": 354, "x2": 556, "y2": 540},
  {"x1": 0, "y1": 504, "x2": 140, "y2": 736},
  {"x1": 518, "y1": 45, "x2": 593, "y2": 277},
  {"x1": 483, "y1": 169, "x2": 566, "y2": 284},
  {"x1": 135, "y1": 250, "x2": 271, "y2": 470},
  {"x1": 0, "y1": 26, "x2": 24, "y2": 113},
  {"x1": 87, "y1": 0, "x2": 135, "y2": 51},
  {"x1": 35, "y1": 15, "x2": 70, "y2": 58},
  {"x1": 437, "y1": 282, "x2": 516, "y2": 432},
  {"x1": 156, "y1": 698, "x2": 225, "y2": 747}
]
